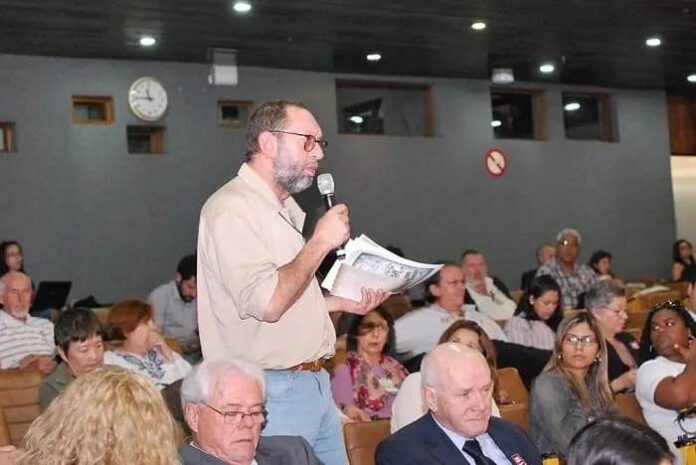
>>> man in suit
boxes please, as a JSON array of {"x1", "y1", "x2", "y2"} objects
[
  {"x1": 377, "y1": 344, "x2": 541, "y2": 465},
  {"x1": 180, "y1": 357, "x2": 321, "y2": 465}
]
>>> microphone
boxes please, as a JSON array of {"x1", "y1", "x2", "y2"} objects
[
  {"x1": 316, "y1": 173, "x2": 345, "y2": 259},
  {"x1": 317, "y1": 173, "x2": 335, "y2": 210}
]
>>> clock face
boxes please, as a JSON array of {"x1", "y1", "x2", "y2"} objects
[{"x1": 128, "y1": 77, "x2": 168, "y2": 121}]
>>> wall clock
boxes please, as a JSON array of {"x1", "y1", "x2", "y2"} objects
[{"x1": 128, "y1": 77, "x2": 168, "y2": 121}]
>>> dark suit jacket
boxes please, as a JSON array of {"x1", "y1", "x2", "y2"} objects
[
  {"x1": 376, "y1": 413, "x2": 541, "y2": 465},
  {"x1": 180, "y1": 435, "x2": 321, "y2": 465},
  {"x1": 520, "y1": 268, "x2": 537, "y2": 291}
]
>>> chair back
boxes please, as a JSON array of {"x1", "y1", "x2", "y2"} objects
[
  {"x1": 0, "y1": 406, "x2": 11, "y2": 447},
  {"x1": 498, "y1": 403, "x2": 530, "y2": 432},
  {"x1": 0, "y1": 370, "x2": 44, "y2": 446},
  {"x1": 496, "y1": 367, "x2": 529, "y2": 405},
  {"x1": 615, "y1": 393, "x2": 647, "y2": 426},
  {"x1": 344, "y1": 419, "x2": 390, "y2": 465}
]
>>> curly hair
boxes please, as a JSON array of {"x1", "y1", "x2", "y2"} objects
[{"x1": 19, "y1": 366, "x2": 180, "y2": 465}]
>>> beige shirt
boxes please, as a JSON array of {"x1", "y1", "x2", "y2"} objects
[{"x1": 197, "y1": 163, "x2": 336, "y2": 369}]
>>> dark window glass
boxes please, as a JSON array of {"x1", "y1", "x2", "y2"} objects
[
  {"x1": 491, "y1": 91, "x2": 536, "y2": 139},
  {"x1": 562, "y1": 94, "x2": 613, "y2": 141}
]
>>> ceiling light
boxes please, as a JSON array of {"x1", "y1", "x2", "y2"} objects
[
  {"x1": 349, "y1": 115, "x2": 364, "y2": 124},
  {"x1": 233, "y1": 1, "x2": 252, "y2": 13},
  {"x1": 139, "y1": 36, "x2": 156, "y2": 47},
  {"x1": 564, "y1": 102, "x2": 581, "y2": 111},
  {"x1": 539, "y1": 63, "x2": 555, "y2": 74},
  {"x1": 491, "y1": 120, "x2": 502, "y2": 128},
  {"x1": 645, "y1": 37, "x2": 661, "y2": 47},
  {"x1": 366, "y1": 53, "x2": 382, "y2": 62},
  {"x1": 471, "y1": 22, "x2": 486, "y2": 31},
  {"x1": 687, "y1": 74, "x2": 696, "y2": 83},
  {"x1": 491, "y1": 68, "x2": 514, "y2": 84}
]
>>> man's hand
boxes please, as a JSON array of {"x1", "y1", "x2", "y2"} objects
[
  {"x1": 311, "y1": 204, "x2": 350, "y2": 253},
  {"x1": 19, "y1": 355, "x2": 56, "y2": 374},
  {"x1": 327, "y1": 288, "x2": 390, "y2": 315}
]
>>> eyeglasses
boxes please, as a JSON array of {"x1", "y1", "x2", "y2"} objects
[
  {"x1": 563, "y1": 334, "x2": 597, "y2": 347},
  {"x1": 603, "y1": 306, "x2": 627, "y2": 318},
  {"x1": 270, "y1": 130, "x2": 328, "y2": 152},
  {"x1": 202, "y1": 403, "x2": 267, "y2": 425},
  {"x1": 557, "y1": 239, "x2": 579, "y2": 248},
  {"x1": 358, "y1": 322, "x2": 389, "y2": 334}
]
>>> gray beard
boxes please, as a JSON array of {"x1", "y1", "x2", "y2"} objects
[{"x1": 274, "y1": 165, "x2": 314, "y2": 194}]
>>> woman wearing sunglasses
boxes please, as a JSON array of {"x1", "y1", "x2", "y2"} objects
[
  {"x1": 529, "y1": 311, "x2": 614, "y2": 456},
  {"x1": 636, "y1": 300, "x2": 696, "y2": 464}
]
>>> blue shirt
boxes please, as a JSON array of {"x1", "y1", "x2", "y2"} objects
[{"x1": 431, "y1": 413, "x2": 513, "y2": 465}]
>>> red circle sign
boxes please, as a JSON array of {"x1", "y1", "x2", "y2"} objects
[{"x1": 484, "y1": 148, "x2": 508, "y2": 177}]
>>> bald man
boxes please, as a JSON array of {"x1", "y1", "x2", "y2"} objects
[
  {"x1": 377, "y1": 344, "x2": 541, "y2": 465},
  {"x1": 0, "y1": 272, "x2": 55, "y2": 373}
]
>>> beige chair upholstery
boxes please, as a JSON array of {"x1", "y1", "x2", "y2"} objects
[
  {"x1": 0, "y1": 370, "x2": 44, "y2": 446},
  {"x1": 343, "y1": 419, "x2": 390, "y2": 465}
]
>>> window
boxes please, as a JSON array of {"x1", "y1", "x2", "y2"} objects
[
  {"x1": 491, "y1": 90, "x2": 545, "y2": 140},
  {"x1": 562, "y1": 93, "x2": 615, "y2": 142},
  {"x1": 218, "y1": 101, "x2": 254, "y2": 127},
  {"x1": 335, "y1": 80, "x2": 434, "y2": 136},
  {"x1": 71, "y1": 96, "x2": 114, "y2": 124},
  {"x1": 0, "y1": 122, "x2": 15, "y2": 152},
  {"x1": 127, "y1": 126, "x2": 165, "y2": 154}
]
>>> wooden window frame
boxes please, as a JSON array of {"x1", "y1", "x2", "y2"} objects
[
  {"x1": 0, "y1": 122, "x2": 15, "y2": 152},
  {"x1": 335, "y1": 79, "x2": 435, "y2": 137},
  {"x1": 490, "y1": 88, "x2": 547, "y2": 140},
  {"x1": 71, "y1": 95, "x2": 114, "y2": 125},
  {"x1": 218, "y1": 100, "x2": 255, "y2": 128},
  {"x1": 127, "y1": 125, "x2": 165, "y2": 154},
  {"x1": 562, "y1": 92, "x2": 615, "y2": 143}
]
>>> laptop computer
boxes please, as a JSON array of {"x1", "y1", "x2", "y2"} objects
[{"x1": 32, "y1": 281, "x2": 72, "y2": 310}]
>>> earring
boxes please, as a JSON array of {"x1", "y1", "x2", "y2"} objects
[
  {"x1": 557, "y1": 353, "x2": 562, "y2": 360},
  {"x1": 594, "y1": 356, "x2": 601, "y2": 363}
]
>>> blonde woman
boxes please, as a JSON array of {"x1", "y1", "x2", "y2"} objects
[
  {"x1": 19, "y1": 366, "x2": 180, "y2": 465},
  {"x1": 529, "y1": 311, "x2": 614, "y2": 456}
]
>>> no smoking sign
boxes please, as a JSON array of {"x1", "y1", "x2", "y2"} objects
[{"x1": 484, "y1": 148, "x2": 508, "y2": 177}]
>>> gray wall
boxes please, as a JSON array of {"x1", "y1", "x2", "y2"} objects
[{"x1": 0, "y1": 53, "x2": 675, "y2": 302}]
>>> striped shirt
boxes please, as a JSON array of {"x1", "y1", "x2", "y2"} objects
[
  {"x1": 504, "y1": 315, "x2": 556, "y2": 350},
  {"x1": 0, "y1": 311, "x2": 55, "y2": 369}
]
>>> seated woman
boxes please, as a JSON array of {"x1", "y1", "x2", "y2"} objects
[
  {"x1": 390, "y1": 319, "x2": 502, "y2": 432},
  {"x1": 330, "y1": 307, "x2": 409, "y2": 421},
  {"x1": 104, "y1": 299, "x2": 191, "y2": 389},
  {"x1": 529, "y1": 311, "x2": 615, "y2": 456},
  {"x1": 567, "y1": 416, "x2": 673, "y2": 465},
  {"x1": 504, "y1": 275, "x2": 561, "y2": 350},
  {"x1": 636, "y1": 300, "x2": 696, "y2": 463},
  {"x1": 18, "y1": 366, "x2": 180, "y2": 465},
  {"x1": 0, "y1": 240, "x2": 27, "y2": 306},
  {"x1": 39, "y1": 307, "x2": 105, "y2": 411},
  {"x1": 589, "y1": 250, "x2": 614, "y2": 280},
  {"x1": 586, "y1": 280, "x2": 644, "y2": 394},
  {"x1": 672, "y1": 239, "x2": 696, "y2": 282}
]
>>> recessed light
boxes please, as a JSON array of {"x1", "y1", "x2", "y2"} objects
[
  {"x1": 471, "y1": 22, "x2": 486, "y2": 31},
  {"x1": 139, "y1": 36, "x2": 156, "y2": 47},
  {"x1": 645, "y1": 37, "x2": 661, "y2": 47},
  {"x1": 366, "y1": 53, "x2": 382, "y2": 62},
  {"x1": 491, "y1": 120, "x2": 502, "y2": 128},
  {"x1": 233, "y1": 1, "x2": 252, "y2": 13},
  {"x1": 349, "y1": 115, "x2": 364, "y2": 124},
  {"x1": 539, "y1": 63, "x2": 555, "y2": 74},
  {"x1": 564, "y1": 102, "x2": 581, "y2": 112},
  {"x1": 688, "y1": 74, "x2": 696, "y2": 83}
]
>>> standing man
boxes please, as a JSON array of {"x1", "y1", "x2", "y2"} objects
[{"x1": 197, "y1": 100, "x2": 386, "y2": 465}]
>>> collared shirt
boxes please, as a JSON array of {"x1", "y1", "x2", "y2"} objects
[
  {"x1": 39, "y1": 362, "x2": 73, "y2": 411},
  {"x1": 432, "y1": 413, "x2": 513, "y2": 465},
  {"x1": 0, "y1": 311, "x2": 54, "y2": 369},
  {"x1": 394, "y1": 303, "x2": 507, "y2": 356},
  {"x1": 536, "y1": 257, "x2": 597, "y2": 309},
  {"x1": 197, "y1": 163, "x2": 335, "y2": 369},
  {"x1": 504, "y1": 315, "x2": 555, "y2": 351},
  {"x1": 148, "y1": 280, "x2": 198, "y2": 344},
  {"x1": 466, "y1": 277, "x2": 516, "y2": 320}
]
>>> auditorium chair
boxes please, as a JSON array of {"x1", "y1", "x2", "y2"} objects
[
  {"x1": 615, "y1": 393, "x2": 647, "y2": 426},
  {"x1": 496, "y1": 367, "x2": 529, "y2": 405},
  {"x1": 343, "y1": 419, "x2": 390, "y2": 465},
  {"x1": 630, "y1": 290, "x2": 681, "y2": 313},
  {"x1": 498, "y1": 403, "x2": 530, "y2": 432},
  {"x1": 0, "y1": 406, "x2": 11, "y2": 446},
  {"x1": 0, "y1": 370, "x2": 44, "y2": 445}
]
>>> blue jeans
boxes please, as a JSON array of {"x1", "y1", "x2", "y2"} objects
[{"x1": 263, "y1": 369, "x2": 347, "y2": 465}]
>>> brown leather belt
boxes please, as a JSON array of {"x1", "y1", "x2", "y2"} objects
[{"x1": 289, "y1": 359, "x2": 325, "y2": 372}]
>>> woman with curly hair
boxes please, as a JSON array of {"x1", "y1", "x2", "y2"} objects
[
  {"x1": 330, "y1": 307, "x2": 409, "y2": 421},
  {"x1": 19, "y1": 366, "x2": 180, "y2": 465}
]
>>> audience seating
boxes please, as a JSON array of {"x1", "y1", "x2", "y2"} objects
[
  {"x1": 510, "y1": 289, "x2": 524, "y2": 304},
  {"x1": 629, "y1": 290, "x2": 681, "y2": 313},
  {"x1": 0, "y1": 406, "x2": 11, "y2": 447},
  {"x1": 343, "y1": 419, "x2": 390, "y2": 465},
  {"x1": 381, "y1": 294, "x2": 413, "y2": 321},
  {"x1": 496, "y1": 367, "x2": 529, "y2": 405},
  {"x1": 615, "y1": 393, "x2": 647, "y2": 426},
  {"x1": 0, "y1": 370, "x2": 44, "y2": 446},
  {"x1": 625, "y1": 310, "x2": 649, "y2": 332},
  {"x1": 498, "y1": 403, "x2": 529, "y2": 431}
]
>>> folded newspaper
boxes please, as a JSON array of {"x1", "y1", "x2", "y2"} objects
[{"x1": 320, "y1": 235, "x2": 443, "y2": 301}]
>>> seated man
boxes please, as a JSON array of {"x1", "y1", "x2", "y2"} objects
[
  {"x1": 377, "y1": 344, "x2": 541, "y2": 465},
  {"x1": 39, "y1": 307, "x2": 104, "y2": 411},
  {"x1": 461, "y1": 250, "x2": 516, "y2": 320},
  {"x1": 520, "y1": 243, "x2": 555, "y2": 291},
  {"x1": 0, "y1": 271, "x2": 55, "y2": 374},
  {"x1": 536, "y1": 228, "x2": 597, "y2": 310},
  {"x1": 148, "y1": 254, "x2": 200, "y2": 360},
  {"x1": 180, "y1": 357, "x2": 322, "y2": 465}
]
